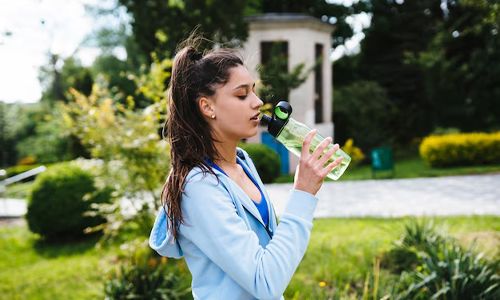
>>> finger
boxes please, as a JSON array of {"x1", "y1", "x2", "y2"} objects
[
  {"x1": 301, "y1": 129, "x2": 317, "y2": 158},
  {"x1": 323, "y1": 156, "x2": 344, "y2": 175},
  {"x1": 318, "y1": 143, "x2": 339, "y2": 167},
  {"x1": 311, "y1": 137, "x2": 332, "y2": 160}
]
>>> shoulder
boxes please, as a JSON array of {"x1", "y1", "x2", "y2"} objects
[{"x1": 183, "y1": 166, "x2": 225, "y2": 194}]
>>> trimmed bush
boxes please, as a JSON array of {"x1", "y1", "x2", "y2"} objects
[
  {"x1": 26, "y1": 163, "x2": 109, "y2": 241},
  {"x1": 419, "y1": 131, "x2": 500, "y2": 167},
  {"x1": 239, "y1": 143, "x2": 281, "y2": 183}
]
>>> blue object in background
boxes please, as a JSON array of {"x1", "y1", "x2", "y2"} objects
[{"x1": 261, "y1": 132, "x2": 289, "y2": 175}]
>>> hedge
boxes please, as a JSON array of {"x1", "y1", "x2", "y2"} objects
[
  {"x1": 239, "y1": 143, "x2": 281, "y2": 183},
  {"x1": 419, "y1": 131, "x2": 500, "y2": 168}
]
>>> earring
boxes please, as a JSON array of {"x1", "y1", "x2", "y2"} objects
[{"x1": 211, "y1": 114, "x2": 215, "y2": 119}]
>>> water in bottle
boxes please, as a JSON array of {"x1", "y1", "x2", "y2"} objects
[{"x1": 260, "y1": 101, "x2": 351, "y2": 180}]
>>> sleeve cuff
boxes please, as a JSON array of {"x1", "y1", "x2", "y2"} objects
[{"x1": 284, "y1": 189, "x2": 318, "y2": 221}]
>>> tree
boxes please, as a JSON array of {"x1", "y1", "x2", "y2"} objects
[
  {"x1": 0, "y1": 102, "x2": 13, "y2": 167},
  {"x1": 257, "y1": 43, "x2": 311, "y2": 107},
  {"x1": 348, "y1": 0, "x2": 444, "y2": 146},
  {"x1": 333, "y1": 80, "x2": 398, "y2": 151},
  {"x1": 82, "y1": 5, "x2": 156, "y2": 108},
  {"x1": 39, "y1": 54, "x2": 94, "y2": 103},
  {"x1": 411, "y1": 0, "x2": 500, "y2": 132},
  {"x1": 117, "y1": 0, "x2": 250, "y2": 62}
]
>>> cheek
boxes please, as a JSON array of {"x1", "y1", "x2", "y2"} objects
[{"x1": 220, "y1": 104, "x2": 242, "y2": 121}]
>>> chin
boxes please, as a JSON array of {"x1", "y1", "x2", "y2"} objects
[{"x1": 241, "y1": 129, "x2": 259, "y2": 140}]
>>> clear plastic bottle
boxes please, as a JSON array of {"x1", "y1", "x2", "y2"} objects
[{"x1": 260, "y1": 101, "x2": 351, "y2": 180}]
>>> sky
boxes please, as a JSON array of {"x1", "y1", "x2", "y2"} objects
[
  {"x1": 0, "y1": 0, "x2": 115, "y2": 104},
  {"x1": 0, "y1": 0, "x2": 369, "y2": 104}
]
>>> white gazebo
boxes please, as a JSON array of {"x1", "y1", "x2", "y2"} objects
[{"x1": 240, "y1": 13, "x2": 336, "y2": 174}]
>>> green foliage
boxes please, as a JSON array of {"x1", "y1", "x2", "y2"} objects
[
  {"x1": 91, "y1": 54, "x2": 151, "y2": 108},
  {"x1": 62, "y1": 57, "x2": 172, "y2": 241},
  {"x1": 381, "y1": 219, "x2": 441, "y2": 274},
  {"x1": 402, "y1": 240, "x2": 500, "y2": 300},
  {"x1": 104, "y1": 241, "x2": 191, "y2": 300},
  {"x1": 0, "y1": 102, "x2": 45, "y2": 167},
  {"x1": 333, "y1": 80, "x2": 398, "y2": 151},
  {"x1": 419, "y1": 131, "x2": 500, "y2": 168},
  {"x1": 26, "y1": 163, "x2": 110, "y2": 241},
  {"x1": 116, "y1": 0, "x2": 249, "y2": 61},
  {"x1": 340, "y1": 138, "x2": 365, "y2": 168},
  {"x1": 3, "y1": 101, "x2": 88, "y2": 167},
  {"x1": 352, "y1": 0, "x2": 441, "y2": 144},
  {"x1": 16, "y1": 108, "x2": 75, "y2": 164},
  {"x1": 239, "y1": 143, "x2": 281, "y2": 183},
  {"x1": 398, "y1": 219, "x2": 443, "y2": 251},
  {"x1": 0, "y1": 102, "x2": 11, "y2": 167},
  {"x1": 381, "y1": 247, "x2": 419, "y2": 274},
  {"x1": 257, "y1": 42, "x2": 311, "y2": 108},
  {"x1": 380, "y1": 219, "x2": 500, "y2": 300},
  {"x1": 63, "y1": 72, "x2": 170, "y2": 205},
  {"x1": 408, "y1": 0, "x2": 500, "y2": 133},
  {"x1": 39, "y1": 55, "x2": 94, "y2": 103}
]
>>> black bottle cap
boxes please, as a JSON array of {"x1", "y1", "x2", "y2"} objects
[{"x1": 260, "y1": 101, "x2": 292, "y2": 137}]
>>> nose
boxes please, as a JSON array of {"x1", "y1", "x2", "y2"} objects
[{"x1": 252, "y1": 93, "x2": 264, "y2": 109}]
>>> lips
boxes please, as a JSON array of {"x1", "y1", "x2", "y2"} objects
[{"x1": 250, "y1": 112, "x2": 260, "y2": 120}]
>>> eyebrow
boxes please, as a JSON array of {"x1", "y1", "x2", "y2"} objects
[{"x1": 232, "y1": 83, "x2": 256, "y2": 91}]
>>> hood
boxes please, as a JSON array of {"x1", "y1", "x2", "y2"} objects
[{"x1": 149, "y1": 207, "x2": 183, "y2": 258}]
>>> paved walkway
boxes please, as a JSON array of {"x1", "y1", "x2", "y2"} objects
[
  {"x1": 2, "y1": 174, "x2": 500, "y2": 219},
  {"x1": 266, "y1": 174, "x2": 500, "y2": 218}
]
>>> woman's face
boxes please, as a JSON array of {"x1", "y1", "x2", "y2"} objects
[{"x1": 208, "y1": 65, "x2": 264, "y2": 142}]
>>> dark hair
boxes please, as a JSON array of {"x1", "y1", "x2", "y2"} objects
[{"x1": 161, "y1": 44, "x2": 244, "y2": 240}]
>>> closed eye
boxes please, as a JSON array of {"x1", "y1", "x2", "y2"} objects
[{"x1": 237, "y1": 95, "x2": 247, "y2": 100}]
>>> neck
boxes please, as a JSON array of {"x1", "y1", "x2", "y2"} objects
[{"x1": 213, "y1": 139, "x2": 239, "y2": 168}]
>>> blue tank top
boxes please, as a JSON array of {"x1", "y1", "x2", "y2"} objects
[{"x1": 204, "y1": 157, "x2": 269, "y2": 227}]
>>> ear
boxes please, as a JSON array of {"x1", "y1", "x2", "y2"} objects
[{"x1": 199, "y1": 96, "x2": 214, "y2": 119}]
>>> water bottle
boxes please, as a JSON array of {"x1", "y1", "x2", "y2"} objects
[{"x1": 260, "y1": 101, "x2": 351, "y2": 180}]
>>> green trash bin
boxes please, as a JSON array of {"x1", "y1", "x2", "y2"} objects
[{"x1": 371, "y1": 147, "x2": 395, "y2": 179}]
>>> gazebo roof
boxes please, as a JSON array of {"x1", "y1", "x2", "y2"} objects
[{"x1": 245, "y1": 13, "x2": 335, "y2": 33}]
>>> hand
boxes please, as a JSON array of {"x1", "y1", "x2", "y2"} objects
[{"x1": 293, "y1": 129, "x2": 344, "y2": 196}]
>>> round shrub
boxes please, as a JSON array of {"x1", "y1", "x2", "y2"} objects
[
  {"x1": 26, "y1": 163, "x2": 109, "y2": 241},
  {"x1": 240, "y1": 143, "x2": 281, "y2": 183}
]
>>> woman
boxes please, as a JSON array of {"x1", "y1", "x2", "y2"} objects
[{"x1": 149, "y1": 42, "x2": 343, "y2": 300}]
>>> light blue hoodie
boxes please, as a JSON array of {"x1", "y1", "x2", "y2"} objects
[{"x1": 149, "y1": 149, "x2": 318, "y2": 300}]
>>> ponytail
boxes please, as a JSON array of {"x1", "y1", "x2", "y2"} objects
[{"x1": 161, "y1": 43, "x2": 244, "y2": 240}]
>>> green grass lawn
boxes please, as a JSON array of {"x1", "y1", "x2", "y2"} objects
[
  {"x1": 286, "y1": 216, "x2": 500, "y2": 299},
  {"x1": 0, "y1": 224, "x2": 109, "y2": 300},
  {"x1": 1, "y1": 216, "x2": 499, "y2": 300}
]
